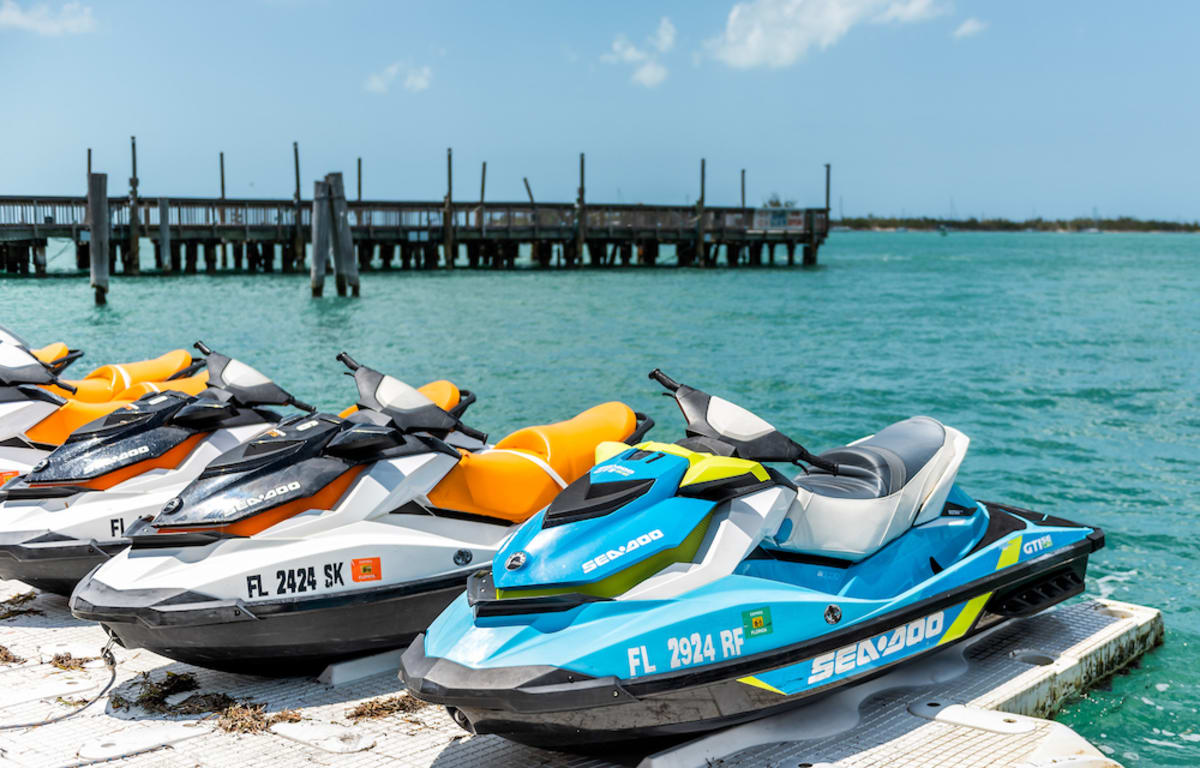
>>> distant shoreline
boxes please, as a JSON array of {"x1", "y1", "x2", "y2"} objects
[{"x1": 832, "y1": 216, "x2": 1199, "y2": 233}]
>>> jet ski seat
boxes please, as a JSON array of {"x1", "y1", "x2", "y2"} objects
[
  {"x1": 45, "y1": 349, "x2": 193, "y2": 402},
  {"x1": 415, "y1": 380, "x2": 460, "y2": 412},
  {"x1": 795, "y1": 416, "x2": 947, "y2": 500},
  {"x1": 32, "y1": 342, "x2": 70, "y2": 365},
  {"x1": 23, "y1": 399, "x2": 128, "y2": 447},
  {"x1": 427, "y1": 402, "x2": 637, "y2": 524},
  {"x1": 768, "y1": 416, "x2": 970, "y2": 561}
]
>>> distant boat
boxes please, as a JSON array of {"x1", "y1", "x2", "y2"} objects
[
  {"x1": 1081, "y1": 227, "x2": 1101, "y2": 234},
  {"x1": 896, "y1": 227, "x2": 908, "y2": 232},
  {"x1": 938, "y1": 225, "x2": 949, "y2": 236}
]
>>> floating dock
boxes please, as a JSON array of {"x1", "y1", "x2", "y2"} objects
[
  {"x1": 0, "y1": 148, "x2": 832, "y2": 278},
  {"x1": 0, "y1": 576, "x2": 1162, "y2": 768}
]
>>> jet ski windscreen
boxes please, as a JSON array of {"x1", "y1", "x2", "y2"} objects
[
  {"x1": 706, "y1": 396, "x2": 778, "y2": 442},
  {"x1": 0, "y1": 343, "x2": 55, "y2": 385},
  {"x1": 0, "y1": 325, "x2": 30, "y2": 347}
]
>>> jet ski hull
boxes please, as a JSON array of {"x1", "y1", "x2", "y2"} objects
[
  {"x1": 0, "y1": 530, "x2": 127, "y2": 595},
  {"x1": 72, "y1": 568, "x2": 475, "y2": 675},
  {"x1": 402, "y1": 505, "x2": 1103, "y2": 749}
]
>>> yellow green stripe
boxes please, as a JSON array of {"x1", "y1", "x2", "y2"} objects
[
  {"x1": 997, "y1": 536, "x2": 1022, "y2": 570},
  {"x1": 937, "y1": 592, "x2": 992, "y2": 646},
  {"x1": 737, "y1": 675, "x2": 786, "y2": 695}
]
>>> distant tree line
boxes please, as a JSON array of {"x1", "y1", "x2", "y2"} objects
[{"x1": 834, "y1": 215, "x2": 1199, "y2": 233}]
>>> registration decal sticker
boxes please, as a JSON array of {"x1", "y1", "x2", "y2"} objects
[
  {"x1": 351, "y1": 557, "x2": 382, "y2": 583},
  {"x1": 742, "y1": 606, "x2": 773, "y2": 638}
]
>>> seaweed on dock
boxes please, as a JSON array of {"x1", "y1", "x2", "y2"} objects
[
  {"x1": 109, "y1": 671, "x2": 201, "y2": 714},
  {"x1": 51, "y1": 653, "x2": 97, "y2": 671},
  {"x1": 345, "y1": 694, "x2": 430, "y2": 723},
  {"x1": 0, "y1": 645, "x2": 24, "y2": 665},
  {"x1": 216, "y1": 702, "x2": 302, "y2": 734},
  {"x1": 172, "y1": 692, "x2": 236, "y2": 715},
  {"x1": 0, "y1": 591, "x2": 41, "y2": 620}
]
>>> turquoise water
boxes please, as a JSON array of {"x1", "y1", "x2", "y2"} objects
[{"x1": 2, "y1": 232, "x2": 1198, "y2": 763}]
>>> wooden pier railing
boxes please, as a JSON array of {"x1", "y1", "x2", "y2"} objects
[{"x1": 0, "y1": 193, "x2": 829, "y2": 275}]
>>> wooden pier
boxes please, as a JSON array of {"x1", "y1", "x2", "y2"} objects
[{"x1": 0, "y1": 147, "x2": 831, "y2": 283}]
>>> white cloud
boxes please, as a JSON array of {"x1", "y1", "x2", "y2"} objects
[
  {"x1": 652, "y1": 17, "x2": 676, "y2": 53},
  {"x1": 952, "y1": 17, "x2": 986, "y2": 39},
  {"x1": 708, "y1": 0, "x2": 948, "y2": 70},
  {"x1": 603, "y1": 34, "x2": 647, "y2": 64},
  {"x1": 0, "y1": 0, "x2": 95, "y2": 35},
  {"x1": 602, "y1": 17, "x2": 675, "y2": 88},
  {"x1": 875, "y1": 0, "x2": 943, "y2": 23},
  {"x1": 633, "y1": 60, "x2": 668, "y2": 87},
  {"x1": 403, "y1": 65, "x2": 432, "y2": 92},
  {"x1": 364, "y1": 62, "x2": 432, "y2": 94}
]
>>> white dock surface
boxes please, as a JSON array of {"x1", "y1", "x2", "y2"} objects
[{"x1": 0, "y1": 578, "x2": 1162, "y2": 768}]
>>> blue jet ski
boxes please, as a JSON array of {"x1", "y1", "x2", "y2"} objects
[{"x1": 401, "y1": 370, "x2": 1104, "y2": 749}]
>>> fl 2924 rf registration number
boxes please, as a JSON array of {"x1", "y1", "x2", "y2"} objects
[{"x1": 627, "y1": 627, "x2": 746, "y2": 677}]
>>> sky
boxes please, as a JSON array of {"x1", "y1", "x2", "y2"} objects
[{"x1": 1, "y1": 0, "x2": 1197, "y2": 220}]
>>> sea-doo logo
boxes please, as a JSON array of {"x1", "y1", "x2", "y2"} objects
[
  {"x1": 582, "y1": 529, "x2": 664, "y2": 574},
  {"x1": 95, "y1": 445, "x2": 151, "y2": 467},
  {"x1": 1022, "y1": 535, "x2": 1053, "y2": 555},
  {"x1": 227, "y1": 481, "x2": 302, "y2": 515},
  {"x1": 593, "y1": 465, "x2": 634, "y2": 477},
  {"x1": 807, "y1": 612, "x2": 945, "y2": 684}
]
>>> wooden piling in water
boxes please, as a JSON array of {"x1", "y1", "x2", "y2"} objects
[
  {"x1": 185, "y1": 242, "x2": 198, "y2": 273},
  {"x1": 157, "y1": 198, "x2": 171, "y2": 272},
  {"x1": 576, "y1": 153, "x2": 586, "y2": 266},
  {"x1": 86, "y1": 173, "x2": 109, "y2": 304},
  {"x1": 326, "y1": 172, "x2": 360, "y2": 296},
  {"x1": 292, "y1": 142, "x2": 304, "y2": 276},
  {"x1": 310, "y1": 180, "x2": 331, "y2": 297},
  {"x1": 126, "y1": 137, "x2": 140, "y2": 275},
  {"x1": 443, "y1": 148, "x2": 455, "y2": 269}
]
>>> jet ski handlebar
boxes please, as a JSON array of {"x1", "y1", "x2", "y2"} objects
[
  {"x1": 336, "y1": 351, "x2": 362, "y2": 372},
  {"x1": 51, "y1": 377, "x2": 77, "y2": 394},
  {"x1": 288, "y1": 396, "x2": 316, "y2": 413},
  {"x1": 649, "y1": 369, "x2": 681, "y2": 392}
]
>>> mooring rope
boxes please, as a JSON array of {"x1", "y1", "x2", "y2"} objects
[{"x1": 0, "y1": 637, "x2": 118, "y2": 732}]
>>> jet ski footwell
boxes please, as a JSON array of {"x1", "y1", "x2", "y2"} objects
[
  {"x1": 402, "y1": 523, "x2": 1104, "y2": 749},
  {"x1": 71, "y1": 568, "x2": 476, "y2": 675}
]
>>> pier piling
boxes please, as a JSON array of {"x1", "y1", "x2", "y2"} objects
[
  {"x1": 326, "y1": 172, "x2": 360, "y2": 296},
  {"x1": 86, "y1": 173, "x2": 109, "y2": 304},
  {"x1": 311, "y1": 180, "x2": 331, "y2": 296},
  {"x1": 157, "y1": 198, "x2": 170, "y2": 272}
]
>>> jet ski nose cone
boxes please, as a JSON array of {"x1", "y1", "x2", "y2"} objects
[{"x1": 505, "y1": 551, "x2": 527, "y2": 571}]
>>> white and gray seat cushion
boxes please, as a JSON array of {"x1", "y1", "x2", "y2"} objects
[{"x1": 768, "y1": 416, "x2": 969, "y2": 561}]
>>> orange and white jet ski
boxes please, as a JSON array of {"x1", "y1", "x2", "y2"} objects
[
  {"x1": 72, "y1": 353, "x2": 651, "y2": 675},
  {"x1": 0, "y1": 342, "x2": 309, "y2": 595}
]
